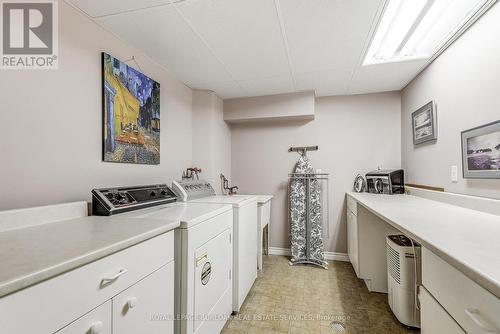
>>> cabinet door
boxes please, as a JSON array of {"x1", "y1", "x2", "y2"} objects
[
  {"x1": 420, "y1": 287, "x2": 466, "y2": 334},
  {"x1": 56, "y1": 301, "x2": 111, "y2": 334},
  {"x1": 113, "y1": 262, "x2": 174, "y2": 334},
  {"x1": 347, "y1": 210, "x2": 359, "y2": 276}
]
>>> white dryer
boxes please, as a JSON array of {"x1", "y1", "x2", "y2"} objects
[
  {"x1": 93, "y1": 184, "x2": 234, "y2": 334},
  {"x1": 173, "y1": 181, "x2": 258, "y2": 313}
]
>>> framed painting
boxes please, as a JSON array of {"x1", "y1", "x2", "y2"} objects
[
  {"x1": 462, "y1": 120, "x2": 500, "y2": 179},
  {"x1": 412, "y1": 101, "x2": 437, "y2": 145},
  {"x1": 102, "y1": 52, "x2": 160, "y2": 164}
]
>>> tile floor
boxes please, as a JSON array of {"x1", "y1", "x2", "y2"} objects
[{"x1": 222, "y1": 255, "x2": 420, "y2": 334}]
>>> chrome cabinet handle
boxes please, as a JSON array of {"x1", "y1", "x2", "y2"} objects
[
  {"x1": 465, "y1": 308, "x2": 499, "y2": 333},
  {"x1": 101, "y1": 268, "x2": 127, "y2": 286}
]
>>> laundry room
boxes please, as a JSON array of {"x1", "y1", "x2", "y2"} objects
[{"x1": 1, "y1": 1, "x2": 500, "y2": 334}]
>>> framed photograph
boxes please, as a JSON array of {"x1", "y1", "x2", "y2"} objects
[
  {"x1": 102, "y1": 52, "x2": 161, "y2": 165},
  {"x1": 462, "y1": 120, "x2": 500, "y2": 179},
  {"x1": 412, "y1": 101, "x2": 437, "y2": 145}
]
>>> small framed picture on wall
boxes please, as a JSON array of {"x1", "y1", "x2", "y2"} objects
[
  {"x1": 461, "y1": 120, "x2": 500, "y2": 179},
  {"x1": 412, "y1": 101, "x2": 437, "y2": 145}
]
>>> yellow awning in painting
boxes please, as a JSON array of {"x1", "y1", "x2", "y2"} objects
[{"x1": 105, "y1": 67, "x2": 140, "y2": 133}]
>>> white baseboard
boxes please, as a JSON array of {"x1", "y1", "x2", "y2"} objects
[{"x1": 268, "y1": 247, "x2": 350, "y2": 262}]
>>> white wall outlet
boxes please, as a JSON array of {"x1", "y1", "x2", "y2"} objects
[{"x1": 451, "y1": 165, "x2": 458, "y2": 182}]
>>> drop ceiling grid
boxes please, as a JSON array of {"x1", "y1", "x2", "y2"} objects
[
  {"x1": 345, "y1": 0, "x2": 387, "y2": 95},
  {"x1": 277, "y1": 0, "x2": 385, "y2": 97},
  {"x1": 273, "y1": 0, "x2": 298, "y2": 91},
  {"x1": 65, "y1": 0, "x2": 173, "y2": 18},
  {"x1": 172, "y1": 0, "x2": 299, "y2": 97},
  {"x1": 169, "y1": 0, "x2": 248, "y2": 95},
  {"x1": 97, "y1": 4, "x2": 237, "y2": 86},
  {"x1": 65, "y1": 0, "x2": 482, "y2": 99},
  {"x1": 176, "y1": 0, "x2": 292, "y2": 81}
]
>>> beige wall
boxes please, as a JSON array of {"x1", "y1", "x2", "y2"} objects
[
  {"x1": 230, "y1": 92, "x2": 401, "y2": 253},
  {"x1": 401, "y1": 3, "x2": 500, "y2": 200},
  {"x1": 0, "y1": 2, "x2": 193, "y2": 210},
  {"x1": 224, "y1": 92, "x2": 315, "y2": 122},
  {"x1": 192, "y1": 90, "x2": 231, "y2": 192}
]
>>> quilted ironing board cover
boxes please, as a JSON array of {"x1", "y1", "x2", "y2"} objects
[{"x1": 289, "y1": 155, "x2": 325, "y2": 265}]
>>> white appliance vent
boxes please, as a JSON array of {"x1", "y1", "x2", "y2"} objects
[
  {"x1": 387, "y1": 243, "x2": 401, "y2": 284},
  {"x1": 386, "y1": 235, "x2": 421, "y2": 328}
]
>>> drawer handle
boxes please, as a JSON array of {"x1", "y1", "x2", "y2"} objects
[
  {"x1": 465, "y1": 308, "x2": 499, "y2": 333},
  {"x1": 90, "y1": 321, "x2": 103, "y2": 334},
  {"x1": 101, "y1": 268, "x2": 127, "y2": 286},
  {"x1": 196, "y1": 253, "x2": 208, "y2": 267}
]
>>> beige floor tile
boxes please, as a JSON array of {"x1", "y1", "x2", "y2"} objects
[{"x1": 221, "y1": 255, "x2": 419, "y2": 334}]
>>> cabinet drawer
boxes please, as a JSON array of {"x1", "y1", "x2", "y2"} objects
[
  {"x1": 0, "y1": 231, "x2": 174, "y2": 334},
  {"x1": 420, "y1": 287, "x2": 466, "y2": 334},
  {"x1": 113, "y1": 262, "x2": 174, "y2": 334},
  {"x1": 422, "y1": 247, "x2": 500, "y2": 334},
  {"x1": 347, "y1": 195, "x2": 357, "y2": 216},
  {"x1": 56, "y1": 301, "x2": 111, "y2": 334}
]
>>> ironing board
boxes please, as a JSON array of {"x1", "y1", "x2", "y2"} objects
[{"x1": 289, "y1": 155, "x2": 327, "y2": 268}]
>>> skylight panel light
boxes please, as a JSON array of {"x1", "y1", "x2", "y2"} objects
[{"x1": 363, "y1": 0, "x2": 494, "y2": 65}]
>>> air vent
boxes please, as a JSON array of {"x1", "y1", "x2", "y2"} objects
[{"x1": 387, "y1": 243, "x2": 401, "y2": 284}]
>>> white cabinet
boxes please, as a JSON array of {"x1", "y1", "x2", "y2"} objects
[
  {"x1": 56, "y1": 301, "x2": 112, "y2": 334},
  {"x1": 422, "y1": 247, "x2": 500, "y2": 334},
  {"x1": 420, "y1": 287, "x2": 466, "y2": 334},
  {"x1": 0, "y1": 231, "x2": 175, "y2": 334},
  {"x1": 347, "y1": 209, "x2": 359, "y2": 276},
  {"x1": 345, "y1": 194, "x2": 399, "y2": 293},
  {"x1": 347, "y1": 195, "x2": 358, "y2": 216},
  {"x1": 113, "y1": 262, "x2": 174, "y2": 334}
]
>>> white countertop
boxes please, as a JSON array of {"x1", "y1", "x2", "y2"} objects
[
  {"x1": 0, "y1": 215, "x2": 180, "y2": 298},
  {"x1": 253, "y1": 195, "x2": 274, "y2": 204},
  {"x1": 347, "y1": 192, "x2": 500, "y2": 299},
  {"x1": 120, "y1": 202, "x2": 233, "y2": 228}
]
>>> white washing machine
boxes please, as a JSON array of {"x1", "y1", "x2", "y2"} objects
[
  {"x1": 173, "y1": 180, "x2": 258, "y2": 313},
  {"x1": 92, "y1": 184, "x2": 234, "y2": 334}
]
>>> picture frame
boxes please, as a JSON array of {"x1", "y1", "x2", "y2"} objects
[
  {"x1": 101, "y1": 52, "x2": 161, "y2": 165},
  {"x1": 461, "y1": 120, "x2": 500, "y2": 179},
  {"x1": 412, "y1": 101, "x2": 437, "y2": 145}
]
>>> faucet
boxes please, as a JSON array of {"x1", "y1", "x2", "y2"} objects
[{"x1": 220, "y1": 174, "x2": 238, "y2": 195}]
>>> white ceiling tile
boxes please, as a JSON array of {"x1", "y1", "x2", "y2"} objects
[
  {"x1": 176, "y1": 0, "x2": 291, "y2": 81},
  {"x1": 66, "y1": 0, "x2": 171, "y2": 18},
  {"x1": 295, "y1": 70, "x2": 352, "y2": 97},
  {"x1": 238, "y1": 76, "x2": 294, "y2": 97},
  {"x1": 97, "y1": 6, "x2": 234, "y2": 85},
  {"x1": 279, "y1": 0, "x2": 382, "y2": 73},
  {"x1": 190, "y1": 81, "x2": 247, "y2": 99},
  {"x1": 69, "y1": 0, "x2": 462, "y2": 99},
  {"x1": 349, "y1": 60, "x2": 428, "y2": 94}
]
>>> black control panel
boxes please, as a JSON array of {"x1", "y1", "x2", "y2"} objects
[{"x1": 92, "y1": 184, "x2": 177, "y2": 216}]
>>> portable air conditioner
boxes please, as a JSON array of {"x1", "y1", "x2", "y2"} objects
[{"x1": 386, "y1": 235, "x2": 421, "y2": 328}]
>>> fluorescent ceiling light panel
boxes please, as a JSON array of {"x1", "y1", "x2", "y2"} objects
[{"x1": 364, "y1": 0, "x2": 492, "y2": 65}]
